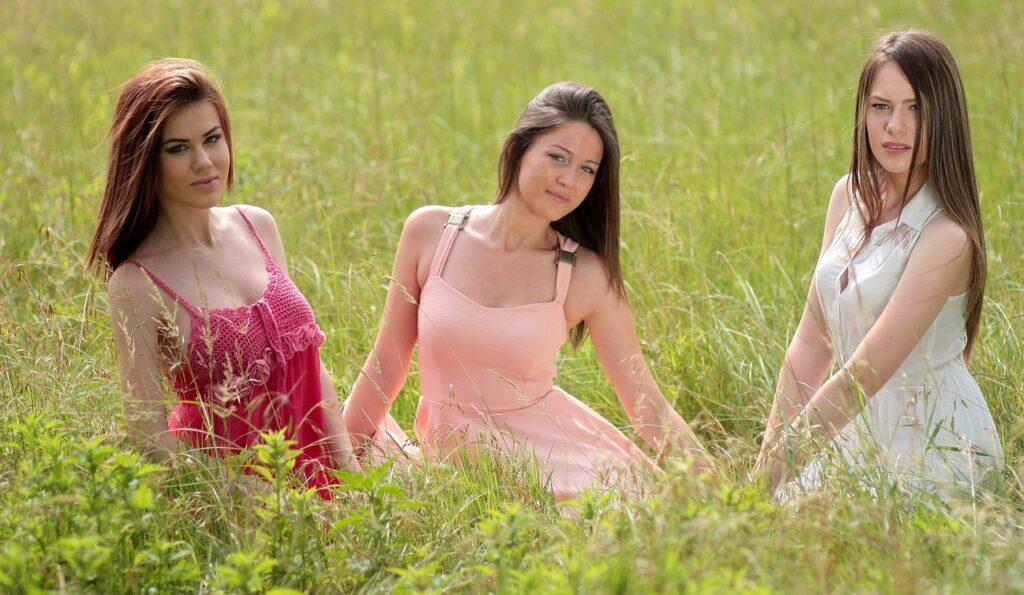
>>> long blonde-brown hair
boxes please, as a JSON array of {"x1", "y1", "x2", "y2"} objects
[{"x1": 848, "y1": 30, "x2": 986, "y2": 358}]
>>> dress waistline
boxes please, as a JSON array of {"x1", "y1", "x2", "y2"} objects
[{"x1": 420, "y1": 380, "x2": 556, "y2": 414}]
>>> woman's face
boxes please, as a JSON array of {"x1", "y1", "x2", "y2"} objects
[
  {"x1": 156, "y1": 100, "x2": 230, "y2": 210},
  {"x1": 513, "y1": 120, "x2": 603, "y2": 222},
  {"x1": 866, "y1": 61, "x2": 928, "y2": 184}
]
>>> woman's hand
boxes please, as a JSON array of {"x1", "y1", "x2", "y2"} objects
[{"x1": 753, "y1": 436, "x2": 794, "y2": 492}]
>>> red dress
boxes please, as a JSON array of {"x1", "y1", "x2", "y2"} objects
[{"x1": 125, "y1": 207, "x2": 338, "y2": 498}]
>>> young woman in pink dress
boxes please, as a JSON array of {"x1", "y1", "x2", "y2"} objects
[
  {"x1": 344, "y1": 82, "x2": 712, "y2": 501},
  {"x1": 88, "y1": 59, "x2": 362, "y2": 498}
]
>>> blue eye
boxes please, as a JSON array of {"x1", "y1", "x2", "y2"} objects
[
  {"x1": 549, "y1": 153, "x2": 567, "y2": 163},
  {"x1": 205, "y1": 134, "x2": 221, "y2": 144},
  {"x1": 582, "y1": 166, "x2": 596, "y2": 175},
  {"x1": 871, "y1": 103, "x2": 890, "y2": 110}
]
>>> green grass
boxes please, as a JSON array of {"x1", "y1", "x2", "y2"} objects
[{"x1": 2, "y1": 0, "x2": 1023, "y2": 592}]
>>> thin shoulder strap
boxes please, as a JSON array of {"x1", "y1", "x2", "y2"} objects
[
  {"x1": 554, "y1": 235, "x2": 579, "y2": 303},
  {"x1": 123, "y1": 260, "x2": 201, "y2": 318},
  {"x1": 233, "y1": 205, "x2": 275, "y2": 266},
  {"x1": 429, "y1": 206, "x2": 473, "y2": 278}
]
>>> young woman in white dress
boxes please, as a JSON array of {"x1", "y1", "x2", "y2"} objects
[{"x1": 755, "y1": 31, "x2": 1003, "y2": 494}]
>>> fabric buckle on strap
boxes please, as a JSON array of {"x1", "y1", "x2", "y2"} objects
[{"x1": 445, "y1": 211, "x2": 469, "y2": 229}]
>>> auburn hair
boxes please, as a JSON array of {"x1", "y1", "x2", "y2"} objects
[
  {"x1": 848, "y1": 31, "x2": 986, "y2": 359},
  {"x1": 496, "y1": 82, "x2": 623, "y2": 348},
  {"x1": 87, "y1": 58, "x2": 233, "y2": 275}
]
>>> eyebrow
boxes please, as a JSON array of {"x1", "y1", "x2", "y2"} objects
[
  {"x1": 551, "y1": 143, "x2": 601, "y2": 166},
  {"x1": 161, "y1": 125, "x2": 222, "y2": 146},
  {"x1": 869, "y1": 95, "x2": 917, "y2": 104}
]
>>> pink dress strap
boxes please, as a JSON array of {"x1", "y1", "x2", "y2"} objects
[
  {"x1": 232, "y1": 205, "x2": 276, "y2": 268},
  {"x1": 554, "y1": 235, "x2": 579, "y2": 304},
  {"x1": 429, "y1": 206, "x2": 473, "y2": 277},
  {"x1": 123, "y1": 260, "x2": 201, "y2": 318}
]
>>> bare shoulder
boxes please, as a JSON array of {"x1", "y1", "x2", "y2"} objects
[
  {"x1": 107, "y1": 263, "x2": 162, "y2": 317},
  {"x1": 403, "y1": 205, "x2": 452, "y2": 236},
  {"x1": 819, "y1": 174, "x2": 854, "y2": 247},
  {"x1": 570, "y1": 245, "x2": 605, "y2": 279},
  {"x1": 829, "y1": 174, "x2": 853, "y2": 210},
  {"x1": 568, "y1": 245, "x2": 616, "y2": 299},
  {"x1": 825, "y1": 175, "x2": 853, "y2": 221},
  {"x1": 399, "y1": 205, "x2": 464, "y2": 254},
  {"x1": 917, "y1": 212, "x2": 971, "y2": 255},
  {"x1": 235, "y1": 203, "x2": 275, "y2": 222},
  {"x1": 562, "y1": 244, "x2": 628, "y2": 327},
  {"x1": 233, "y1": 204, "x2": 280, "y2": 237},
  {"x1": 903, "y1": 212, "x2": 973, "y2": 296},
  {"x1": 232, "y1": 204, "x2": 288, "y2": 264},
  {"x1": 109, "y1": 262, "x2": 151, "y2": 299}
]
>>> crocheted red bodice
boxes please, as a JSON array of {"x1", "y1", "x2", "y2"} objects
[{"x1": 126, "y1": 207, "x2": 325, "y2": 405}]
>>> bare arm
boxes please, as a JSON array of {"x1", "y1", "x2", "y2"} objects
[
  {"x1": 343, "y1": 207, "x2": 445, "y2": 445},
  {"x1": 567, "y1": 251, "x2": 711, "y2": 472},
  {"x1": 317, "y1": 361, "x2": 361, "y2": 471},
  {"x1": 766, "y1": 214, "x2": 973, "y2": 488},
  {"x1": 108, "y1": 267, "x2": 181, "y2": 463},
  {"x1": 756, "y1": 178, "x2": 851, "y2": 466}
]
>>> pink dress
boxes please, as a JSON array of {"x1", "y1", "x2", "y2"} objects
[
  {"x1": 413, "y1": 207, "x2": 657, "y2": 500},
  {"x1": 125, "y1": 206, "x2": 338, "y2": 499}
]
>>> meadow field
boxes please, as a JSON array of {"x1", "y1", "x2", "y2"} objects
[{"x1": 2, "y1": 0, "x2": 1023, "y2": 592}]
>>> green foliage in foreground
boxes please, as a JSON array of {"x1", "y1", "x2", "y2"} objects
[
  {"x1": 5, "y1": 416, "x2": 1024, "y2": 593},
  {"x1": 2, "y1": 0, "x2": 1023, "y2": 592}
]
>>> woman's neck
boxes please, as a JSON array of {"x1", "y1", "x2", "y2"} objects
[
  {"x1": 882, "y1": 166, "x2": 928, "y2": 208},
  {"x1": 484, "y1": 198, "x2": 558, "y2": 252},
  {"x1": 151, "y1": 202, "x2": 218, "y2": 248}
]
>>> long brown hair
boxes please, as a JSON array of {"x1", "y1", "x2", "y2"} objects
[
  {"x1": 848, "y1": 31, "x2": 986, "y2": 358},
  {"x1": 496, "y1": 82, "x2": 623, "y2": 347},
  {"x1": 87, "y1": 59, "x2": 233, "y2": 275}
]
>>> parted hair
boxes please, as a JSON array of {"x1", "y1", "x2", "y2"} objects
[
  {"x1": 496, "y1": 82, "x2": 623, "y2": 348},
  {"x1": 849, "y1": 30, "x2": 986, "y2": 358},
  {"x1": 88, "y1": 58, "x2": 233, "y2": 275}
]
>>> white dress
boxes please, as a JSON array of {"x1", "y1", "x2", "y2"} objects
[{"x1": 792, "y1": 179, "x2": 1002, "y2": 494}]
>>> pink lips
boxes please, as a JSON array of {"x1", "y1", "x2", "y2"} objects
[
  {"x1": 547, "y1": 190, "x2": 569, "y2": 202},
  {"x1": 882, "y1": 142, "x2": 911, "y2": 155},
  {"x1": 192, "y1": 176, "x2": 219, "y2": 190}
]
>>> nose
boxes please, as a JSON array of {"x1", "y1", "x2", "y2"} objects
[
  {"x1": 556, "y1": 166, "x2": 575, "y2": 188},
  {"x1": 886, "y1": 108, "x2": 912, "y2": 136},
  {"x1": 191, "y1": 146, "x2": 214, "y2": 171}
]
